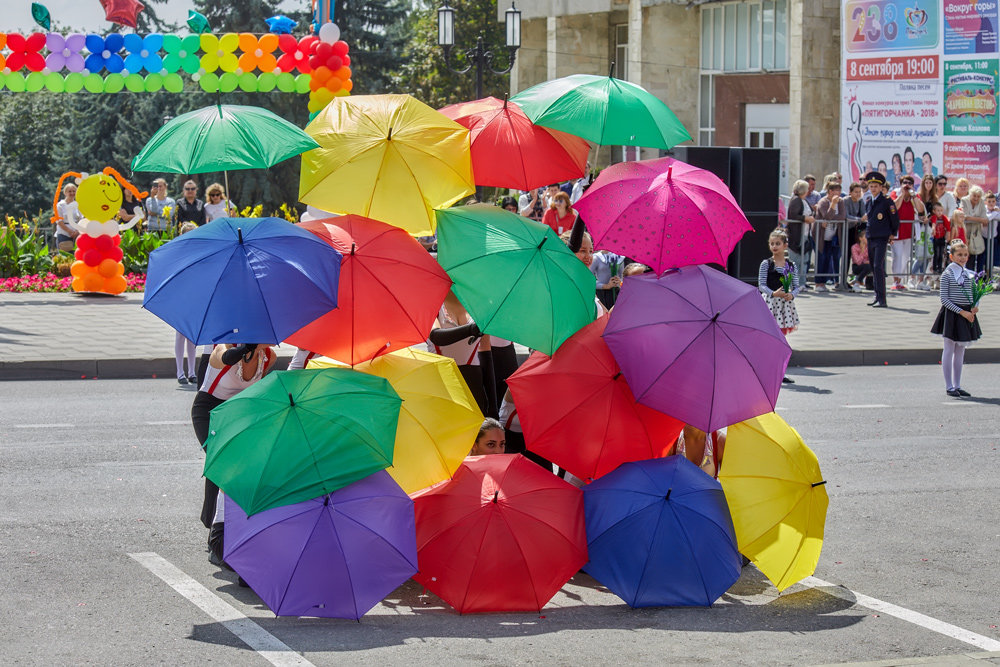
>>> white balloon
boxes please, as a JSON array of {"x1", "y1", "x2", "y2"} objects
[
  {"x1": 319, "y1": 22, "x2": 340, "y2": 44},
  {"x1": 86, "y1": 220, "x2": 119, "y2": 237}
]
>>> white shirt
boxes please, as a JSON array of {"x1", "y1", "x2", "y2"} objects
[
  {"x1": 940, "y1": 191, "x2": 958, "y2": 218},
  {"x1": 426, "y1": 307, "x2": 480, "y2": 366},
  {"x1": 56, "y1": 200, "x2": 81, "y2": 237},
  {"x1": 205, "y1": 200, "x2": 232, "y2": 222}
]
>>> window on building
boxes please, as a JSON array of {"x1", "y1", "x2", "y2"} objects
[
  {"x1": 699, "y1": 0, "x2": 789, "y2": 74},
  {"x1": 699, "y1": 74, "x2": 714, "y2": 146},
  {"x1": 614, "y1": 24, "x2": 628, "y2": 80}
]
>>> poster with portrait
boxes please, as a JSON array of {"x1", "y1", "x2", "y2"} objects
[
  {"x1": 944, "y1": 0, "x2": 999, "y2": 54},
  {"x1": 943, "y1": 58, "x2": 999, "y2": 135}
]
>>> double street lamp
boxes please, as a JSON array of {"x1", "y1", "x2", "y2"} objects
[{"x1": 437, "y1": 1, "x2": 521, "y2": 100}]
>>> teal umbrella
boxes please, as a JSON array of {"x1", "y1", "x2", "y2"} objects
[
  {"x1": 131, "y1": 104, "x2": 319, "y2": 196},
  {"x1": 203, "y1": 368, "x2": 402, "y2": 516},
  {"x1": 436, "y1": 204, "x2": 596, "y2": 356},
  {"x1": 510, "y1": 73, "x2": 692, "y2": 149}
]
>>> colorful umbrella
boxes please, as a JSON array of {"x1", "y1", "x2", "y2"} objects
[
  {"x1": 511, "y1": 73, "x2": 691, "y2": 149},
  {"x1": 573, "y1": 157, "x2": 752, "y2": 274},
  {"x1": 583, "y1": 456, "x2": 742, "y2": 607},
  {"x1": 299, "y1": 94, "x2": 475, "y2": 237},
  {"x1": 310, "y1": 349, "x2": 484, "y2": 495},
  {"x1": 436, "y1": 204, "x2": 596, "y2": 356},
  {"x1": 720, "y1": 413, "x2": 829, "y2": 592},
  {"x1": 438, "y1": 95, "x2": 591, "y2": 191},
  {"x1": 506, "y1": 314, "x2": 683, "y2": 482},
  {"x1": 603, "y1": 266, "x2": 791, "y2": 433},
  {"x1": 286, "y1": 215, "x2": 452, "y2": 366},
  {"x1": 412, "y1": 454, "x2": 587, "y2": 613},
  {"x1": 224, "y1": 470, "x2": 418, "y2": 619},
  {"x1": 143, "y1": 217, "x2": 341, "y2": 345},
  {"x1": 131, "y1": 104, "x2": 319, "y2": 175},
  {"x1": 204, "y1": 368, "x2": 402, "y2": 515}
]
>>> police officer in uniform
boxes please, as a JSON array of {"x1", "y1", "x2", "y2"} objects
[{"x1": 864, "y1": 171, "x2": 900, "y2": 308}]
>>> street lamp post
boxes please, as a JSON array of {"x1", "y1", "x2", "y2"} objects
[{"x1": 437, "y1": 1, "x2": 521, "y2": 101}]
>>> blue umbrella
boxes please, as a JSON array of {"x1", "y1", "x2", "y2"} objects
[
  {"x1": 583, "y1": 456, "x2": 741, "y2": 607},
  {"x1": 143, "y1": 217, "x2": 342, "y2": 345}
]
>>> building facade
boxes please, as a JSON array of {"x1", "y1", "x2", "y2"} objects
[{"x1": 505, "y1": 0, "x2": 841, "y2": 192}]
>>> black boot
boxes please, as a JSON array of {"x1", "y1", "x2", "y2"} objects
[{"x1": 208, "y1": 522, "x2": 233, "y2": 571}]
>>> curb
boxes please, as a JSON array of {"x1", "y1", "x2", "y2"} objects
[{"x1": 1, "y1": 348, "x2": 999, "y2": 380}]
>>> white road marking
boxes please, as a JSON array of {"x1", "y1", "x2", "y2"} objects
[
  {"x1": 841, "y1": 404, "x2": 891, "y2": 409},
  {"x1": 14, "y1": 423, "x2": 75, "y2": 428},
  {"x1": 129, "y1": 552, "x2": 315, "y2": 667},
  {"x1": 802, "y1": 576, "x2": 1000, "y2": 651},
  {"x1": 145, "y1": 420, "x2": 190, "y2": 425}
]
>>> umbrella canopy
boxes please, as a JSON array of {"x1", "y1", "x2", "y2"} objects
[
  {"x1": 574, "y1": 157, "x2": 752, "y2": 274},
  {"x1": 438, "y1": 95, "x2": 591, "y2": 191},
  {"x1": 131, "y1": 104, "x2": 319, "y2": 174},
  {"x1": 286, "y1": 215, "x2": 452, "y2": 366},
  {"x1": 583, "y1": 456, "x2": 742, "y2": 607},
  {"x1": 224, "y1": 470, "x2": 418, "y2": 619},
  {"x1": 506, "y1": 314, "x2": 683, "y2": 482},
  {"x1": 204, "y1": 368, "x2": 402, "y2": 516},
  {"x1": 310, "y1": 349, "x2": 484, "y2": 495},
  {"x1": 436, "y1": 204, "x2": 596, "y2": 356},
  {"x1": 412, "y1": 454, "x2": 587, "y2": 613},
  {"x1": 143, "y1": 217, "x2": 341, "y2": 345},
  {"x1": 603, "y1": 266, "x2": 791, "y2": 433},
  {"x1": 299, "y1": 94, "x2": 475, "y2": 237},
  {"x1": 511, "y1": 73, "x2": 691, "y2": 149},
  {"x1": 720, "y1": 412, "x2": 829, "y2": 592}
]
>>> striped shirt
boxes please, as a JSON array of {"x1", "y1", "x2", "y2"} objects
[
  {"x1": 940, "y1": 264, "x2": 975, "y2": 314},
  {"x1": 758, "y1": 258, "x2": 800, "y2": 296}
]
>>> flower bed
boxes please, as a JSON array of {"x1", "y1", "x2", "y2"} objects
[{"x1": 0, "y1": 272, "x2": 146, "y2": 293}]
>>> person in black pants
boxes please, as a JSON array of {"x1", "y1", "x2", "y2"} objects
[{"x1": 864, "y1": 172, "x2": 900, "y2": 308}]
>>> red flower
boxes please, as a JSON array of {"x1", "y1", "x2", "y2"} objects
[
  {"x1": 276, "y1": 34, "x2": 318, "y2": 74},
  {"x1": 5, "y1": 33, "x2": 47, "y2": 72}
]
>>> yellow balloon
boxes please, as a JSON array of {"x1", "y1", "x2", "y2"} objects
[{"x1": 77, "y1": 173, "x2": 123, "y2": 222}]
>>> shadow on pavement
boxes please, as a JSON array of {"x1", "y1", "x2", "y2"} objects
[
  {"x1": 957, "y1": 396, "x2": 1000, "y2": 406},
  {"x1": 190, "y1": 568, "x2": 865, "y2": 651}
]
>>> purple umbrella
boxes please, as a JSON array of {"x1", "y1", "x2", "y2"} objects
[
  {"x1": 602, "y1": 265, "x2": 791, "y2": 433},
  {"x1": 224, "y1": 470, "x2": 418, "y2": 619}
]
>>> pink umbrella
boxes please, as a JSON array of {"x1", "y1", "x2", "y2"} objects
[{"x1": 574, "y1": 156, "x2": 752, "y2": 274}]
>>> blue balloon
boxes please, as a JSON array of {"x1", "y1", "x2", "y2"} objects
[{"x1": 265, "y1": 15, "x2": 298, "y2": 34}]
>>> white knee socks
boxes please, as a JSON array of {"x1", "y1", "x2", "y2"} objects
[{"x1": 942, "y1": 339, "x2": 967, "y2": 390}]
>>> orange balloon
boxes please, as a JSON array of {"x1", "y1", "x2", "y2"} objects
[
  {"x1": 70, "y1": 261, "x2": 88, "y2": 278},
  {"x1": 83, "y1": 272, "x2": 105, "y2": 292},
  {"x1": 98, "y1": 258, "x2": 119, "y2": 278},
  {"x1": 334, "y1": 66, "x2": 351, "y2": 80},
  {"x1": 105, "y1": 275, "x2": 127, "y2": 294},
  {"x1": 115, "y1": 262, "x2": 125, "y2": 276},
  {"x1": 324, "y1": 75, "x2": 342, "y2": 92},
  {"x1": 312, "y1": 66, "x2": 332, "y2": 84},
  {"x1": 309, "y1": 77, "x2": 322, "y2": 92},
  {"x1": 72, "y1": 277, "x2": 85, "y2": 292},
  {"x1": 342, "y1": 79, "x2": 353, "y2": 92}
]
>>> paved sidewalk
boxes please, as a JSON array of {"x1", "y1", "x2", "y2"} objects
[{"x1": 0, "y1": 289, "x2": 997, "y2": 379}]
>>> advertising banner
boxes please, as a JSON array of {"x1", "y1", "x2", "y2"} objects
[
  {"x1": 943, "y1": 58, "x2": 999, "y2": 135},
  {"x1": 944, "y1": 0, "x2": 999, "y2": 54},
  {"x1": 943, "y1": 140, "x2": 999, "y2": 191}
]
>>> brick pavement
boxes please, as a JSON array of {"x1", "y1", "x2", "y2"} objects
[{"x1": 0, "y1": 289, "x2": 996, "y2": 379}]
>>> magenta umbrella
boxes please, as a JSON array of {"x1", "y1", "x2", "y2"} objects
[
  {"x1": 574, "y1": 157, "x2": 752, "y2": 274},
  {"x1": 602, "y1": 265, "x2": 791, "y2": 432}
]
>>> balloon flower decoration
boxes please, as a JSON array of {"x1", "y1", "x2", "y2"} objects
[
  {"x1": 307, "y1": 22, "x2": 352, "y2": 118},
  {"x1": 51, "y1": 168, "x2": 146, "y2": 295}
]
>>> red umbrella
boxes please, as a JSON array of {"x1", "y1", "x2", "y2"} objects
[
  {"x1": 507, "y1": 314, "x2": 683, "y2": 481},
  {"x1": 412, "y1": 454, "x2": 587, "y2": 613},
  {"x1": 286, "y1": 216, "x2": 452, "y2": 366},
  {"x1": 439, "y1": 96, "x2": 591, "y2": 191}
]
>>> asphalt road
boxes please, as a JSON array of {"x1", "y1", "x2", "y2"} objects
[{"x1": 1, "y1": 366, "x2": 999, "y2": 666}]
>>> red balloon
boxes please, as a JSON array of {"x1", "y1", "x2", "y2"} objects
[
  {"x1": 83, "y1": 249, "x2": 103, "y2": 267},
  {"x1": 109, "y1": 246, "x2": 124, "y2": 262},
  {"x1": 99, "y1": 0, "x2": 146, "y2": 29},
  {"x1": 113, "y1": 235, "x2": 121, "y2": 246},
  {"x1": 77, "y1": 234, "x2": 95, "y2": 251},
  {"x1": 316, "y1": 42, "x2": 333, "y2": 60},
  {"x1": 95, "y1": 235, "x2": 113, "y2": 252},
  {"x1": 327, "y1": 55, "x2": 343, "y2": 72},
  {"x1": 308, "y1": 55, "x2": 323, "y2": 70},
  {"x1": 332, "y1": 41, "x2": 349, "y2": 57},
  {"x1": 343, "y1": 55, "x2": 351, "y2": 67},
  {"x1": 75, "y1": 249, "x2": 85, "y2": 261}
]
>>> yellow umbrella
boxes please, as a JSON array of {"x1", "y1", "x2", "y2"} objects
[
  {"x1": 309, "y1": 348, "x2": 483, "y2": 494},
  {"x1": 298, "y1": 94, "x2": 475, "y2": 237},
  {"x1": 720, "y1": 412, "x2": 829, "y2": 592}
]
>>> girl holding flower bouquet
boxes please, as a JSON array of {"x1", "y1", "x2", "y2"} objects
[
  {"x1": 759, "y1": 229, "x2": 800, "y2": 384},
  {"x1": 932, "y1": 240, "x2": 989, "y2": 397}
]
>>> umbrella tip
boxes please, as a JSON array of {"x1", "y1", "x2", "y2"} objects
[
  {"x1": 667, "y1": 166, "x2": 672, "y2": 180},
  {"x1": 288, "y1": 392, "x2": 295, "y2": 407},
  {"x1": 609, "y1": 61, "x2": 615, "y2": 78},
  {"x1": 812, "y1": 480, "x2": 827, "y2": 487},
  {"x1": 503, "y1": 92, "x2": 509, "y2": 108},
  {"x1": 537, "y1": 237, "x2": 546, "y2": 250},
  {"x1": 711, "y1": 312, "x2": 720, "y2": 322},
  {"x1": 492, "y1": 490, "x2": 499, "y2": 504},
  {"x1": 665, "y1": 488, "x2": 672, "y2": 501},
  {"x1": 323, "y1": 495, "x2": 330, "y2": 506},
  {"x1": 387, "y1": 127, "x2": 392, "y2": 141},
  {"x1": 351, "y1": 242, "x2": 356, "y2": 255},
  {"x1": 612, "y1": 371, "x2": 621, "y2": 381},
  {"x1": 237, "y1": 228, "x2": 243, "y2": 244}
]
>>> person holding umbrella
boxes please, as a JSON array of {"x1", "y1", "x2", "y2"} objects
[
  {"x1": 427, "y1": 291, "x2": 494, "y2": 417},
  {"x1": 191, "y1": 343, "x2": 277, "y2": 567}
]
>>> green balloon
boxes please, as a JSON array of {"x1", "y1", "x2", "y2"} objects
[
  {"x1": 44, "y1": 73, "x2": 65, "y2": 93},
  {"x1": 125, "y1": 74, "x2": 145, "y2": 92},
  {"x1": 25, "y1": 72, "x2": 45, "y2": 92},
  {"x1": 276, "y1": 72, "x2": 296, "y2": 93},
  {"x1": 104, "y1": 73, "x2": 125, "y2": 93},
  {"x1": 238, "y1": 72, "x2": 258, "y2": 92},
  {"x1": 64, "y1": 73, "x2": 85, "y2": 93},
  {"x1": 198, "y1": 73, "x2": 220, "y2": 93},
  {"x1": 6, "y1": 73, "x2": 26, "y2": 92},
  {"x1": 257, "y1": 72, "x2": 277, "y2": 92},
  {"x1": 84, "y1": 73, "x2": 104, "y2": 93},
  {"x1": 0, "y1": 73, "x2": 6, "y2": 92},
  {"x1": 162, "y1": 73, "x2": 184, "y2": 93},
  {"x1": 144, "y1": 73, "x2": 163, "y2": 92},
  {"x1": 308, "y1": 109, "x2": 321, "y2": 122},
  {"x1": 219, "y1": 72, "x2": 239, "y2": 93},
  {"x1": 294, "y1": 74, "x2": 311, "y2": 95}
]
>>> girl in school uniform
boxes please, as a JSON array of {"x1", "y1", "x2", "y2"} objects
[
  {"x1": 758, "y1": 229, "x2": 800, "y2": 384},
  {"x1": 931, "y1": 241, "x2": 983, "y2": 397}
]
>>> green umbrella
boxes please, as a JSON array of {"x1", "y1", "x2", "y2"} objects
[
  {"x1": 436, "y1": 204, "x2": 596, "y2": 356},
  {"x1": 510, "y1": 72, "x2": 692, "y2": 150},
  {"x1": 131, "y1": 104, "x2": 319, "y2": 196},
  {"x1": 203, "y1": 368, "x2": 402, "y2": 516}
]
